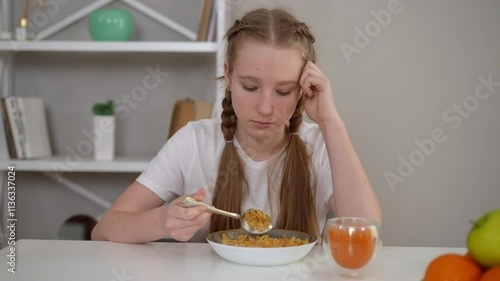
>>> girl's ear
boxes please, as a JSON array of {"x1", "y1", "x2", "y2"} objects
[{"x1": 224, "y1": 62, "x2": 231, "y2": 90}]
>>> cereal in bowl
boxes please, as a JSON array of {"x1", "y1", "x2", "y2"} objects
[{"x1": 221, "y1": 233, "x2": 310, "y2": 248}]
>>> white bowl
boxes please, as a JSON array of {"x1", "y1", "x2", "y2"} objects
[{"x1": 206, "y1": 229, "x2": 317, "y2": 267}]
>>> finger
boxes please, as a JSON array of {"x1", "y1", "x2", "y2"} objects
[
  {"x1": 173, "y1": 188, "x2": 207, "y2": 207},
  {"x1": 170, "y1": 213, "x2": 212, "y2": 241},
  {"x1": 167, "y1": 199, "x2": 206, "y2": 220},
  {"x1": 299, "y1": 68, "x2": 325, "y2": 94},
  {"x1": 164, "y1": 210, "x2": 208, "y2": 238},
  {"x1": 301, "y1": 75, "x2": 328, "y2": 98},
  {"x1": 180, "y1": 212, "x2": 212, "y2": 229},
  {"x1": 300, "y1": 66, "x2": 325, "y2": 84},
  {"x1": 299, "y1": 71, "x2": 313, "y2": 97},
  {"x1": 305, "y1": 61, "x2": 323, "y2": 74},
  {"x1": 179, "y1": 188, "x2": 206, "y2": 203},
  {"x1": 177, "y1": 205, "x2": 207, "y2": 220},
  {"x1": 171, "y1": 224, "x2": 204, "y2": 242},
  {"x1": 191, "y1": 188, "x2": 206, "y2": 201},
  {"x1": 299, "y1": 61, "x2": 322, "y2": 81}
]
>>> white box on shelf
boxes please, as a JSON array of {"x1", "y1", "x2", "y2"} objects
[{"x1": 93, "y1": 116, "x2": 115, "y2": 161}]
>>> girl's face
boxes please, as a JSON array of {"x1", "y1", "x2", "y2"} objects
[{"x1": 225, "y1": 39, "x2": 304, "y2": 142}]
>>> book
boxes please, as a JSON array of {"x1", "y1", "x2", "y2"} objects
[
  {"x1": 167, "y1": 99, "x2": 213, "y2": 139},
  {"x1": 3, "y1": 96, "x2": 26, "y2": 158},
  {"x1": 17, "y1": 97, "x2": 52, "y2": 158},
  {"x1": 2, "y1": 96, "x2": 51, "y2": 159},
  {"x1": 197, "y1": 0, "x2": 214, "y2": 41},
  {"x1": 0, "y1": 98, "x2": 15, "y2": 159},
  {"x1": 206, "y1": 1, "x2": 217, "y2": 42}
]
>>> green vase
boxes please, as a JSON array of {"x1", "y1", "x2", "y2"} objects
[{"x1": 88, "y1": 9, "x2": 134, "y2": 41}]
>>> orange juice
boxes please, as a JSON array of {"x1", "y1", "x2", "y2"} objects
[{"x1": 328, "y1": 223, "x2": 376, "y2": 269}]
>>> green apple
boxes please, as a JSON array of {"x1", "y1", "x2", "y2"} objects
[{"x1": 466, "y1": 209, "x2": 500, "y2": 268}]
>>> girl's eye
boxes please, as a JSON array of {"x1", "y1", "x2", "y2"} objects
[
  {"x1": 277, "y1": 90, "x2": 291, "y2": 96},
  {"x1": 243, "y1": 86, "x2": 257, "y2": 92}
]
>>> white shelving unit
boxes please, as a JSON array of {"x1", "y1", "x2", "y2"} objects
[
  {"x1": 0, "y1": 0, "x2": 227, "y2": 247},
  {"x1": 0, "y1": 40, "x2": 218, "y2": 53},
  {"x1": 0, "y1": 156, "x2": 150, "y2": 173},
  {"x1": 0, "y1": 1, "x2": 226, "y2": 169}
]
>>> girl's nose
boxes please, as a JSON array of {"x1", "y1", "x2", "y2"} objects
[{"x1": 257, "y1": 92, "x2": 273, "y2": 116}]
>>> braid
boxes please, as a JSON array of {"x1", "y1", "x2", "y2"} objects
[
  {"x1": 295, "y1": 22, "x2": 315, "y2": 44},
  {"x1": 211, "y1": 89, "x2": 247, "y2": 233},
  {"x1": 293, "y1": 22, "x2": 317, "y2": 63},
  {"x1": 278, "y1": 95, "x2": 318, "y2": 237},
  {"x1": 288, "y1": 98, "x2": 304, "y2": 135},
  {"x1": 226, "y1": 19, "x2": 252, "y2": 42},
  {"x1": 220, "y1": 89, "x2": 237, "y2": 141}
]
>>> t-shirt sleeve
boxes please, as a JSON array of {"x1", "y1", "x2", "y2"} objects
[{"x1": 136, "y1": 125, "x2": 194, "y2": 202}]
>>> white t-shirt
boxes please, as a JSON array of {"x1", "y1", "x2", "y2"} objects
[{"x1": 137, "y1": 118, "x2": 333, "y2": 242}]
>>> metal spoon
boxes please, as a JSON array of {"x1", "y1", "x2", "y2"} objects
[{"x1": 183, "y1": 197, "x2": 273, "y2": 234}]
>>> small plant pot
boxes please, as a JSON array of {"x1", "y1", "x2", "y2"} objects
[
  {"x1": 88, "y1": 9, "x2": 134, "y2": 41},
  {"x1": 93, "y1": 116, "x2": 115, "y2": 161}
]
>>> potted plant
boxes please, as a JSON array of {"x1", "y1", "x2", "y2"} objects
[{"x1": 92, "y1": 100, "x2": 115, "y2": 161}]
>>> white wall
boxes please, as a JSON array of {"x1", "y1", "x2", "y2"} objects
[
  {"x1": 230, "y1": 0, "x2": 500, "y2": 246},
  {"x1": 10, "y1": 0, "x2": 499, "y2": 247}
]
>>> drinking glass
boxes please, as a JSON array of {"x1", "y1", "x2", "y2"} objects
[{"x1": 322, "y1": 217, "x2": 382, "y2": 277}]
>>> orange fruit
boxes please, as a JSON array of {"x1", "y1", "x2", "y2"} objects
[
  {"x1": 328, "y1": 224, "x2": 376, "y2": 269},
  {"x1": 424, "y1": 253, "x2": 483, "y2": 281},
  {"x1": 479, "y1": 266, "x2": 500, "y2": 281}
]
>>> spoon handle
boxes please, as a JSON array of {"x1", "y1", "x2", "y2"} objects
[{"x1": 183, "y1": 197, "x2": 241, "y2": 220}]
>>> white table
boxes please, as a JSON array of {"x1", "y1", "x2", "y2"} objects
[{"x1": 0, "y1": 239, "x2": 466, "y2": 281}]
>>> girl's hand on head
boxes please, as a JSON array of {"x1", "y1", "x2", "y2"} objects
[
  {"x1": 160, "y1": 188, "x2": 212, "y2": 242},
  {"x1": 299, "y1": 61, "x2": 339, "y2": 126}
]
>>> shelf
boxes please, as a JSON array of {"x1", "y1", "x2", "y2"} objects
[
  {"x1": 0, "y1": 40, "x2": 218, "y2": 53},
  {"x1": 0, "y1": 156, "x2": 150, "y2": 173}
]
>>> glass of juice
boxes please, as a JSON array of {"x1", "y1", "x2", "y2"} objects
[{"x1": 322, "y1": 217, "x2": 382, "y2": 277}]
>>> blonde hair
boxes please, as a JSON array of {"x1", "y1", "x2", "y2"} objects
[{"x1": 211, "y1": 8, "x2": 319, "y2": 237}]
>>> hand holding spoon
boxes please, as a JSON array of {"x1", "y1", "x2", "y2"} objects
[{"x1": 183, "y1": 197, "x2": 273, "y2": 234}]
